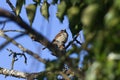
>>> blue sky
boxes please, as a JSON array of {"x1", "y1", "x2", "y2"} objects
[{"x1": 0, "y1": 0, "x2": 85, "y2": 80}]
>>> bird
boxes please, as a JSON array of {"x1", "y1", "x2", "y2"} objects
[{"x1": 43, "y1": 29, "x2": 68, "y2": 51}]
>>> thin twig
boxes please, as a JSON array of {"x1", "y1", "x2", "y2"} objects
[
  {"x1": 7, "y1": 49, "x2": 27, "y2": 69},
  {"x1": 3, "y1": 30, "x2": 25, "y2": 33},
  {"x1": 0, "y1": 19, "x2": 11, "y2": 30},
  {"x1": 0, "y1": 20, "x2": 10, "y2": 24},
  {"x1": 0, "y1": 33, "x2": 25, "y2": 50},
  {"x1": 65, "y1": 33, "x2": 82, "y2": 49},
  {"x1": 1, "y1": 22, "x2": 6, "y2": 30},
  {"x1": 6, "y1": 0, "x2": 16, "y2": 13},
  {"x1": 0, "y1": 30, "x2": 46, "y2": 63},
  {"x1": 75, "y1": 39, "x2": 82, "y2": 45}
]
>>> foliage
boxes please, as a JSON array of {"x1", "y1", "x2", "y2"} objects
[{"x1": 0, "y1": 0, "x2": 120, "y2": 80}]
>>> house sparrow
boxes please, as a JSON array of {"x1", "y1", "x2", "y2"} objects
[{"x1": 43, "y1": 29, "x2": 68, "y2": 51}]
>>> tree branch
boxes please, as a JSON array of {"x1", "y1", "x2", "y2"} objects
[
  {"x1": 0, "y1": 67, "x2": 49, "y2": 79},
  {"x1": 0, "y1": 30, "x2": 46, "y2": 63},
  {"x1": 0, "y1": 67, "x2": 27, "y2": 79},
  {"x1": 0, "y1": 67, "x2": 73, "y2": 80},
  {"x1": 0, "y1": 33, "x2": 25, "y2": 49}
]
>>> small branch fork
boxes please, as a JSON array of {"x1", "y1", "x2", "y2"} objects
[
  {"x1": 66, "y1": 33, "x2": 82, "y2": 49},
  {"x1": 7, "y1": 49, "x2": 27, "y2": 70},
  {"x1": 0, "y1": 30, "x2": 46, "y2": 63}
]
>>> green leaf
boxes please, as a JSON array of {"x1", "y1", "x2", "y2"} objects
[
  {"x1": 67, "y1": 6, "x2": 80, "y2": 21},
  {"x1": 70, "y1": 0, "x2": 80, "y2": 5},
  {"x1": 26, "y1": 4, "x2": 37, "y2": 26},
  {"x1": 67, "y1": 6, "x2": 82, "y2": 36},
  {"x1": 33, "y1": 0, "x2": 41, "y2": 5},
  {"x1": 56, "y1": 1, "x2": 66, "y2": 22},
  {"x1": 52, "y1": 0, "x2": 58, "y2": 4},
  {"x1": 114, "y1": 0, "x2": 120, "y2": 8},
  {"x1": 16, "y1": 0, "x2": 25, "y2": 15},
  {"x1": 46, "y1": 60, "x2": 61, "y2": 71},
  {"x1": 69, "y1": 23, "x2": 82, "y2": 36},
  {"x1": 81, "y1": 4, "x2": 100, "y2": 26},
  {"x1": 105, "y1": 8, "x2": 120, "y2": 28},
  {"x1": 40, "y1": 1, "x2": 49, "y2": 20}
]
